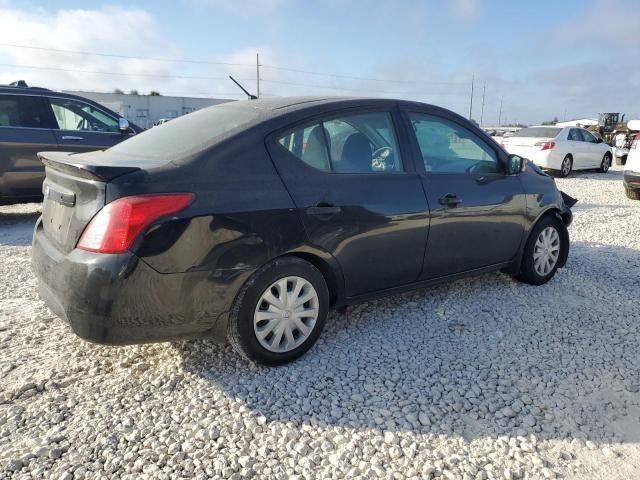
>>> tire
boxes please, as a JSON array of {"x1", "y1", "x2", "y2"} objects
[
  {"x1": 516, "y1": 215, "x2": 566, "y2": 285},
  {"x1": 227, "y1": 256, "x2": 329, "y2": 366},
  {"x1": 558, "y1": 155, "x2": 572, "y2": 177},
  {"x1": 626, "y1": 186, "x2": 640, "y2": 200},
  {"x1": 598, "y1": 153, "x2": 611, "y2": 173}
]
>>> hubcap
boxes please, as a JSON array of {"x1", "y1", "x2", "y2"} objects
[
  {"x1": 533, "y1": 226, "x2": 561, "y2": 276},
  {"x1": 253, "y1": 276, "x2": 319, "y2": 353},
  {"x1": 562, "y1": 158, "x2": 571, "y2": 175},
  {"x1": 602, "y1": 156, "x2": 610, "y2": 171}
]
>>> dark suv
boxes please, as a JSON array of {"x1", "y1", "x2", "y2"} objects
[{"x1": 0, "y1": 81, "x2": 140, "y2": 205}]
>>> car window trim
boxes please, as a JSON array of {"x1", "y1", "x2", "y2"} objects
[
  {"x1": 402, "y1": 108, "x2": 507, "y2": 176},
  {"x1": 45, "y1": 95, "x2": 123, "y2": 134},
  {"x1": 0, "y1": 93, "x2": 58, "y2": 130},
  {"x1": 268, "y1": 105, "x2": 413, "y2": 175}
]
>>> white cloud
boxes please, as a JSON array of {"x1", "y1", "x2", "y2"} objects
[
  {"x1": 448, "y1": 0, "x2": 482, "y2": 22},
  {"x1": 552, "y1": 0, "x2": 640, "y2": 46}
]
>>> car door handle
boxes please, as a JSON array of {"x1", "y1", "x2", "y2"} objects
[
  {"x1": 439, "y1": 194, "x2": 462, "y2": 206},
  {"x1": 306, "y1": 204, "x2": 342, "y2": 215},
  {"x1": 61, "y1": 135, "x2": 84, "y2": 141}
]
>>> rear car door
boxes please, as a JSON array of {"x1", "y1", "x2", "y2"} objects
[
  {"x1": 404, "y1": 110, "x2": 526, "y2": 279},
  {"x1": 267, "y1": 108, "x2": 429, "y2": 298},
  {"x1": 0, "y1": 94, "x2": 58, "y2": 202},
  {"x1": 47, "y1": 96, "x2": 131, "y2": 152},
  {"x1": 567, "y1": 128, "x2": 588, "y2": 168}
]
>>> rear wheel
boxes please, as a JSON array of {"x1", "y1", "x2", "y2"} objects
[
  {"x1": 516, "y1": 216, "x2": 565, "y2": 285},
  {"x1": 598, "y1": 153, "x2": 611, "y2": 173},
  {"x1": 626, "y1": 186, "x2": 640, "y2": 200},
  {"x1": 558, "y1": 155, "x2": 572, "y2": 177},
  {"x1": 227, "y1": 256, "x2": 329, "y2": 366}
]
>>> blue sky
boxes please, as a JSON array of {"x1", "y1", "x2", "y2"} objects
[{"x1": 1, "y1": 0, "x2": 639, "y2": 124}]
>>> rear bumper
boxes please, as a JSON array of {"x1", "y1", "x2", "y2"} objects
[
  {"x1": 528, "y1": 151, "x2": 560, "y2": 170},
  {"x1": 624, "y1": 170, "x2": 640, "y2": 189},
  {"x1": 31, "y1": 219, "x2": 247, "y2": 345}
]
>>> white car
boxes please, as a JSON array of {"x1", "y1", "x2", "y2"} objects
[
  {"x1": 623, "y1": 131, "x2": 640, "y2": 200},
  {"x1": 501, "y1": 126, "x2": 613, "y2": 177}
]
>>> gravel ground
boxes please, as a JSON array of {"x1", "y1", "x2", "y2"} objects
[{"x1": 1, "y1": 166, "x2": 639, "y2": 480}]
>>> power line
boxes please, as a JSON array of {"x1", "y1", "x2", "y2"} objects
[
  {"x1": 0, "y1": 43, "x2": 471, "y2": 87},
  {"x1": 0, "y1": 63, "x2": 255, "y2": 82},
  {"x1": 262, "y1": 64, "x2": 470, "y2": 86},
  {"x1": 260, "y1": 78, "x2": 470, "y2": 96},
  {"x1": 0, "y1": 43, "x2": 255, "y2": 67}
]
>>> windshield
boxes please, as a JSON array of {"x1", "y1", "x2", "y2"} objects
[
  {"x1": 109, "y1": 102, "x2": 261, "y2": 161},
  {"x1": 512, "y1": 127, "x2": 561, "y2": 138}
]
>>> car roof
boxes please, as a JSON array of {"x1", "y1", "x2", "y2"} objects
[{"x1": 218, "y1": 95, "x2": 450, "y2": 119}]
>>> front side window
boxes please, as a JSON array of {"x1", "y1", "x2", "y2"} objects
[
  {"x1": 0, "y1": 95, "x2": 50, "y2": 128},
  {"x1": 277, "y1": 112, "x2": 402, "y2": 174},
  {"x1": 579, "y1": 129, "x2": 597, "y2": 143},
  {"x1": 50, "y1": 97, "x2": 119, "y2": 132},
  {"x1": 409, "y1": 113, "x2": 500, "y2": 174}
]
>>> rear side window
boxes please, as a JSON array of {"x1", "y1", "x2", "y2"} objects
[
  {"x1": 0, "y1": 94, "x2": 51, "y2": 128},
  {"x1": 49, "y1": 97, "x2": 120, "y2": 133},
  {"x1": 568, "y1": 129, "x2": 582, "y2": 141},
  {"x1": 277, "y1": 112, "x2": 403, "y2": 174},
  {"x1": 279, "y1": 124, "x2": 331, "y2": 171}
]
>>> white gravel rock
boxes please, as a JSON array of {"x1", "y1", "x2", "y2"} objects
[{"x1": 1, "y1": 170, "x2": 640, "y2": 479}]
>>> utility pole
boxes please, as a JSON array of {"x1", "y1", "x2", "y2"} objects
[
  {"x1": 256, "y1": 53, "x2": 260, "y2": 99},
  {"x1": 469, "y1": 75, "x2": 474, "y2": 121},
  {"x1": 480, "y1": 82, "x2": 486, "y2": 127},
  {"x1": 498, "y1": 96, "x2": 503, "y2": 126}
]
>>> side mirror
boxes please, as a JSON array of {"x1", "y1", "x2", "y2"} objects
[
  {"x1": 118, "y1": 118, "x2": 130, "y2": 133},
  {"x1": 507, "y1": 154, "x2": 525, "y2": 174},
  {"x1": 595, "y1": 137, "x2": 603, "y2": 144}
]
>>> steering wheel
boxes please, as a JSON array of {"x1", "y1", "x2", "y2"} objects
[{"x1": 371, "y1": 146, "x2": 393, "y2": 171}]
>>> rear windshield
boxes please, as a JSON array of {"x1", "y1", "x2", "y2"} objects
[
  {"x1": 512, "y1": 127, "x2": 561, "y2": 138},
  {"x1": 109, "y1": 102, "x2": 261, "y2": 161}
]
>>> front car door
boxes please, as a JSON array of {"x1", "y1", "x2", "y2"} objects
[
  {"x1": 403, "y1": 110, "x2": 527, "y2": 279},
  {"x1": 0, "y1": 94, "x2": 58, "y2": 202},
  {"x1": 267, "y1": 108, "x2": 429, "y2": 298},
  {"x1": 47, "y1": 96, "x2": 131, "y2": 152},
  {"x1": 579, "y1": 129, "x2": 603, "y2": 166}
]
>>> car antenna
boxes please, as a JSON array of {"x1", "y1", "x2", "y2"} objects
[{"x1": 229, "y1": 76, "x2": 258, "y2": 100}]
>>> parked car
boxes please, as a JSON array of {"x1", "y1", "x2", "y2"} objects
[
  {"x1": 0, "y1": 81, "x2": 141, "y2": 205},
  {"x1": 501, "y1": 126, "x2": 612, "y2": 177},
  {"x1": 153, "y1": 118, "x2": 170, "y2": 127},
  {"x1": 32, "y1": 97, "x2": 574, "y2": 365},
  {"x1": 624, "y1": 129, "x2": 640, "y2": 200}
]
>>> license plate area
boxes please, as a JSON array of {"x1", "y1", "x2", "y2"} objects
[{"x1": 43, "y1": 190, "x2": 73, "y2": 246}]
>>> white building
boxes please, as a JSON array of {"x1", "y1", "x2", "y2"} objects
[
  {"x1": 63, "y1": 91, "x2": 234, "y2": 129},
  {"x1": 556, "y1": 118, "x2": 598, "y2": 127}
]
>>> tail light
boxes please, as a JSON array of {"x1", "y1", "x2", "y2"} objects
[
  {"x1": 77, "y1": 193, "x2": 195, "y2": 254},
  {"x1": 535, "y1": 141, "x2": 556, "y2": 151},
  {"x1": 633, "y1": 133, "x2": 640, "y2": 149}
]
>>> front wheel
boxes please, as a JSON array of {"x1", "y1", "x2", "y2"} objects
[
  {"x1": 516, "y1": 216, "x2": 566, "y2": 285},
  {"x1": 227, "y1": 256, "x2": 329, "y2": 366},
  {"x1": 598, "y1": 153, "x2": 611, "y2": 173}
]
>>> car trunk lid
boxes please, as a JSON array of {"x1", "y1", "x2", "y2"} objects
[
  {"x1": 502, "y1": 136, "x2": 554, "y2": 158},
  {"x1": 38, "y1": 151, "x2": 141, "y2": 254}
]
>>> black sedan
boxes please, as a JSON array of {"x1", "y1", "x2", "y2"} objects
[{"x1": 32, "y1": 97, "x2": 573, "y2": 365}]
